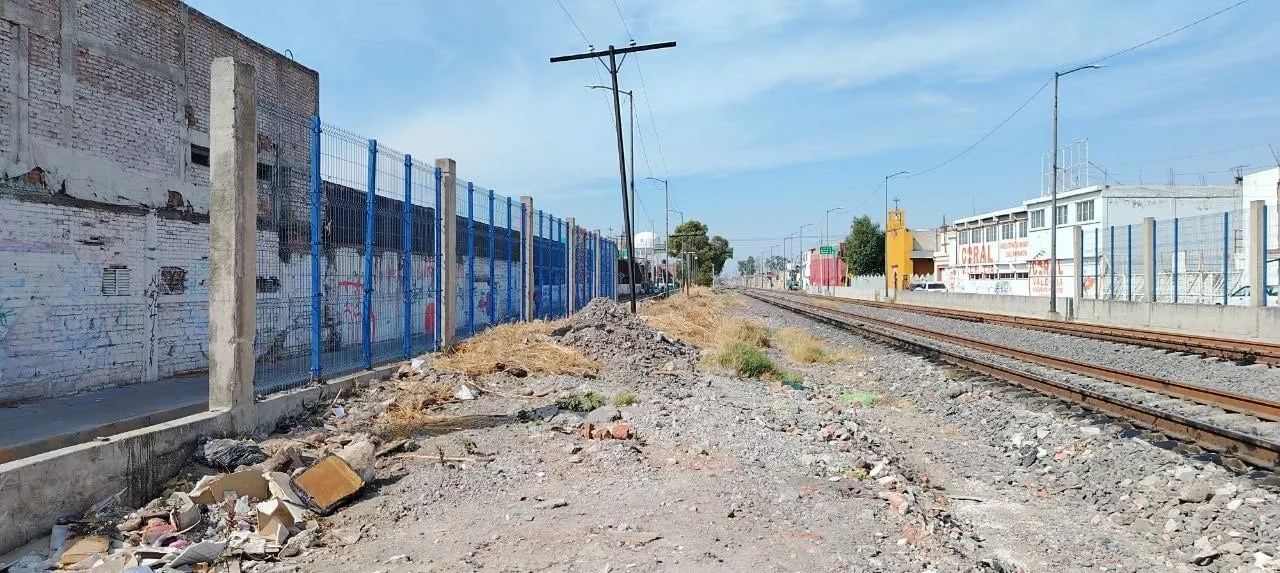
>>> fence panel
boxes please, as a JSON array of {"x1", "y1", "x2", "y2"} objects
[
  {"x1": 408, "y1": 159, "x2": 440, "y2": 356},
  {"x1": 252, "y1": 103, "x2": 315, "y2": 393},
  {"x1": 315, "y1": 123, "x2": 371, "y2": 381}
]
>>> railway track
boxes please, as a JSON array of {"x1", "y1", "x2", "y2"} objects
[
  {"x1": 792, "y1": 290, "x2": 1280, "y2": 366},
  {"x1": 745, "y1": 289, "x2": 1280, "y2": 470}
]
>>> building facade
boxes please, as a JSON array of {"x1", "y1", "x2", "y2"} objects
[
  {"x1": 0, "y1": 0, "x2": 319, "y2": 402},
  {"x1": 938, "y1": 185, "x2": 1241, "y2": 298}
]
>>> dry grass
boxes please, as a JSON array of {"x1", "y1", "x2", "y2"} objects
[
  {"x1": 641, "y1": 290, "x2": 769, "y2": 350},
  {"x1": 376, "y1": 382, "x2": 456, "y2": 439},
  {"x1": 774, "y1": 327, "x2": 837, "y2": 364},
  {"x1": 433, "y1": 320, "x2": 598, "y2": 377}
]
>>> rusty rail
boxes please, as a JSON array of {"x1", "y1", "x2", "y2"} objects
[
  {"x1": 746, "y1": 290, "x2": 1280, "y2": 469},
  {"x1": 795, "y1": 291, "x2": 1280, "y2": 366}
]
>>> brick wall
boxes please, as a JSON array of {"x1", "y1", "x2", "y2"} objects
[{"x1": 0, "y1": 0, "x2": 319, "y2": 402}]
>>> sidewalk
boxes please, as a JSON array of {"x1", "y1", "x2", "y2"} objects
[{"x1": 0, "y1": 374, "x2": 209, "y2": 464}]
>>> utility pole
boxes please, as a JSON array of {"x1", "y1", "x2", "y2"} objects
[
  {"x1": 552, "y1": 41, "x2": 676, "y2": 313},
  {"x1": 884, "y1": 171, "x2": 908, "y2": 296},
  {"x1": 1049, "y1": 64, "x2": 1103, "y2": 315},
  {"x1": 646, "y1": 177, "x2": 669, "y2": 286}
]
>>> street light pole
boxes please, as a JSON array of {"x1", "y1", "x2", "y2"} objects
[
  {"x1": 646, "y1": 176, "x2": 669, "y2": 279},
  {"x1": 1049, "y1": 64, "x2": 1103, "y2": 315},
  {"x1": 884, "y1": 170, "x2": 908, "y2": 296}
]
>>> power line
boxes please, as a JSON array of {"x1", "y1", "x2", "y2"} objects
[
  {"x1": 1085, "y1": 0, "x2": 1249, "y2": 66},
  {"x1": 904, "y1": 0, "x2": 1250, "y2": 179},
  {"x1": 608, "y1": 3, "x2": 673, "y2": 189},
  {"x1": 1104, "y1": 139, "x2": 1280, "y2": 167},
  {"x1": 906, "y1": 78, "x2": 1053, "y2": 178},
  {"x1": 611, "y1": 0, "x2": 634, "y2": 42},
  {"x1": 554, "y1": 0, "x2": 592, "y2": 47}
]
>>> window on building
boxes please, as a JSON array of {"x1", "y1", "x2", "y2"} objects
[
  {"x1": 157, "y1": 267, "x2": 187, "y2": 295},
  {"x1": 1055, "y1": 205, "x2": 1068, "y2": 225},
  {"x1": 970, "y1": 229, "x2": 981, "y2": 243},
  {"x1": 1018, "y1": 221, "x2": 1028, "y2": 237},
  {"x1": 1076, "y1": 199, "x2": 1095, "y2": 222},
  {"x1": 957, "y1": 230, "x2": 967, "y2": 245},
  {"x1": 102, "y1": 266, "x2": 130, "y2": 296},
  {"x1": 190, "y1": 145, "x2": 210, "y2": 167},
  {"x1": 1029, "y1": 209, "x2": 1045, "y2": 229},
  {"x1": 985, "y1": 226, "x2": 997, "y2": 242},
  {"x1": 1001, "y1": 224, "x2": 1014, "y2": 240}
]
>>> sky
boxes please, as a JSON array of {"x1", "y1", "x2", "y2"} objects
[{"x1": 189, "y1": 0, "x2": 1280, "y2": 273}]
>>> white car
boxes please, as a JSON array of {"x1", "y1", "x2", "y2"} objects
[
  {"x1": 907, "y1": 281, "x2": 948, "y2": 292},
  {"x1": 1221, "y1": 285, "x2": 1280, "y2": 306}
]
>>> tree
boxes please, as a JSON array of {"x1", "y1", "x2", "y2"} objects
[
  {"x1": 737, "y1": 256, "x2": 757, "y2": 277},
  {"x1": 841, "y1": 215, "x2": 885, "y2": 276},
  {"x1": 765, "y1": 255, "x2": 789, "y2": 272},
  {"x1": 668, "y1": 220, "x2": 733, "y2": 287}
]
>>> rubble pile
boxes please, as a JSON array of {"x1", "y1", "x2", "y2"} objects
[
  {"x1": 7, "y1": 432, "x2": 391, "y2": 572},
  {"x1": 551, "y1": 298, "x2": 696, "y2": 370}
]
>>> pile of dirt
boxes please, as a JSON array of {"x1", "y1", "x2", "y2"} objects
[{"x1": 551, "y1": 298, "x2": 697, "y2": 371}]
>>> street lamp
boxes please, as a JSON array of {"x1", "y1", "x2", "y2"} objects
[
  {"x1": 822, "y1": 207, "x2": 846, "y2": 252},
  {"x1": 884, "y1": 171, "x2": 909, "y2": 295},
  {"x1": 646, "y1": 176, "x2": 670, "y2": 274},
  {"x1": 1049, "y1": 64, "x2": 1104, "y2": 315}
]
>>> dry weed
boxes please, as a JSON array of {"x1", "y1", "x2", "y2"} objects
[
  {"x1": 433, "y1": 321, "x2": 598, "y2": 377},
  {"x1": 376, "y1": 383, "x2": 455, "y2": 438},
  {"x1": 641, "y1": 290, "x2": 768, "y2": 350},
  {"x1": 774, "y1": 327, "x2": 839, "y2": 364}
]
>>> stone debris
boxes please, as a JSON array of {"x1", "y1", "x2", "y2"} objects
[{"x1": 550, "y1": 298, "x2": 696, "y2": 370}]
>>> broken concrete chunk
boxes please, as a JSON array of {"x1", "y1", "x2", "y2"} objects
[
  {"x1": 264, "y1": 471, "x2": 310, "y2": 522},
  {"x1": 256, "y1": 498, "x2": 295, "y2": 544},
  {"x1": 291, "y1": 455, "x2": 366, "y2": 514},
  {"x1": 170, "y1": 541, "x2": 227, "y2": 567},
  {"x1": 454, "y1": 383, "x2": 481, "y2": 400},
  {"x1": 337, "y1": 439, "x2": 377, "y2": 482}
]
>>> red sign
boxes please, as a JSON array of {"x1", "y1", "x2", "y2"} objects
[
  {"x1": 999, "y1": 239, "x2": 1028, "y2": 261},
  {"x1": 959, "y1": 244, "x2": 994, "y2": 265}
]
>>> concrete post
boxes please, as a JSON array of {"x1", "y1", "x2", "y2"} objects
[
  {"x1": 566, "y1": 217, "x2": 577, "y2": 313},
  {"x1": 521, "y1": 196, "x2": 534, "y2": 321},
  {"x1": 1248, "y1": 200, "x2": 1264, "y2": 308},
  {"x1": 208, "y1": 57, "x2": 257, "y2": 413},
  {"x1": 1072, "y1": 225, "x2": 1083, "y2": 301},
  {"x1": 1142, "y1": 217, "x2": 1156, "y2": 303},
  {"x1": 436, "y1": 158, "x2": 458, "y2": 347}
]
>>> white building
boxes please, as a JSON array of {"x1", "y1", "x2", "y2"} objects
[
  {"x1": 939, "y1": 184, "x2": 1241, "y2": 298},
  {"x1": 1241, "y1": 167, "x2": 1280, "y2": 287}
]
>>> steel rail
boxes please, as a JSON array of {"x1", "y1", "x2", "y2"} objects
[
  {"x1": 794, "y1": 291, "x2": 1280, "y2": 365},
  {"x1": 746, "y1": 290, "x2": 1280, "y2": 469}
]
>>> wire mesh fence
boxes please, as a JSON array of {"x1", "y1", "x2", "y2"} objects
[
  {"x1": 252, "y1": 101, "x2": 317, "y2": 394},
  {"x1": 1094, "y1": 208, "x2": 1248, "y2": 305}
]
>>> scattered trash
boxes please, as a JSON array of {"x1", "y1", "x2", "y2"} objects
[
  {"x1": 838, "y1": 392, "x2": 878, "y2": 406},
  {"x1": 337, "y1": 438, "x2": 377, "y2": 482},
  {"x1": 170, "y1": 540, "x2": 227, "y2": 567},
  {"x1": 291, "y1": 455, "x2": 366, "y2": 514},
  {"x1": 196, "y1": 438, "x2": 267, "y2": 470},
  {"x1": 57, "y1": 535, "x2": 109, "y2": 568}
]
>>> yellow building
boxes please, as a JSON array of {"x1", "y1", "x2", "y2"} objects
[{"x1": 885, "y1": 209, "x2": 936, "y2": 290}]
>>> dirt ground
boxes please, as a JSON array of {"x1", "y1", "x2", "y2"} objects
[{"x1": 271, "y1": 292, "x2": 1278, "y2": 572}]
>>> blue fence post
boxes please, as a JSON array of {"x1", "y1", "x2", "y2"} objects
[
  {"x1": 1109, "y1": 225, "x2": 1115, "y2": 300},
  {"x1": 537, "y1": 211, "x2": 545, "y2": 319},
  {"x1": 519, "y1": 201, "x2": 527, "y2": 321},
  {"x1": 1172, "y1": 218, "x2": 1179, "y2": 304},
  {"x1": 309, "y1": 116, "x2": 322, "y2": 381},
  {"x1": 488, "y1": 189, "x2": 496, "y2": 327},
  {"x1": 506, "y1": 197, "x2": 514, "y2": 322},
  {"x1": 1223, "y1": 212, "x2": 1230, "y2": 305},
  {"x1": 1126, "y1": 224, "x2": 1133, "y2": 302},
  {"x1": 363, "y1": 139, "x2": 377, "y2": 369},
  {"x1": 433, "y1": 167, "x2": 443, "y2": 350},
  {"x1": 466, "y1": 182, "x2": 475, "y2": 337},
  {"x1": 402, "y1": 154, "x2": 413, "y2": 359}
]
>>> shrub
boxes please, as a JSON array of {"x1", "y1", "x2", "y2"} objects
[
  {"x1": 611, "y1": 392, "x2": 638, "y2": 407},
  {"x1": 556, "y1": 391, "x2": 607, "y2": 412},
  {"x1": 715, "y1": 341, "x2": 775, "y2": 378}
]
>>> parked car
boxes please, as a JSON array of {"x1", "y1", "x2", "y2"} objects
[
  {"x1": 907, "y1": 281, "x2": 948, "y2": 292},
  {"x1": 1220, "y1": 285, "x2": 1280, "y2": 306}
]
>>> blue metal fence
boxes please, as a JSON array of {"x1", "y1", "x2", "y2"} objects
[{"x1": 252, "y1": 117, "x2": 619, "y2": 394}]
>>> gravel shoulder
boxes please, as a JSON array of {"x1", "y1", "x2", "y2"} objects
[
  {"x1": 740, "y1": 293, "x2": 1280, "y2": 573},
  {"x1": 781, "y1": 292, "x2": 1280, "y2": 403}
]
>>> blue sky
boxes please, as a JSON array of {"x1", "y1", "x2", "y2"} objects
[{"x1": 190, "y1": 0, "x2": 1280, "y2": 270}]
